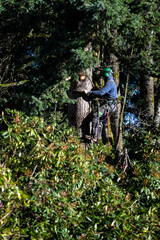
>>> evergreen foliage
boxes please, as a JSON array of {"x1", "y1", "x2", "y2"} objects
[
  {"x1": 0, "y1": 1, "x2": 160, "y2": 238},
  {"x1": 0, "y1": 110, "x2": 160, "y2": 239},
  {"x1": 0, "y1": 0, "x2": 159, "y2": 119}
]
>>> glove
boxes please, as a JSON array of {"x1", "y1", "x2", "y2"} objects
[
  {"x1": 86, "y1": 91, "x2": 94, "y2": 100},
  {"x1": 73, "y1": 90, "x2": 90, "y2": 98}
]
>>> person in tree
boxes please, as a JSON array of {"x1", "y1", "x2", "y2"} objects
[{"x1": 86, "y1": 67, "x2": 118, "y2": 142}]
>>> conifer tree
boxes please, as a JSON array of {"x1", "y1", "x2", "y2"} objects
[{"x1": 0, "y1": 0, "x2": 160, "y2": 146}]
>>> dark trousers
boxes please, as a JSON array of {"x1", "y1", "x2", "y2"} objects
[{"x1": 92, "y1": 101, "x2": 116, "y2": 141}]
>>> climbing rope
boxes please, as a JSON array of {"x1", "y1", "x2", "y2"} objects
[{"x1": 107, "y1": 110, "x2": 110, "y2": 149}]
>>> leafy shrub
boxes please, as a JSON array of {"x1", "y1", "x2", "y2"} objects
[{"x1": 0, "y1": 110, "x2": 160, "y2": 239}]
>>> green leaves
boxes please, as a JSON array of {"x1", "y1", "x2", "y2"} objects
[
  {"x1": 0, "y1": 0, "x2": 160, "y2": 237},
  {"x1": 70, "y1": 47, "x2": 100, "y2": 72},
  {"x1": 0, "y1": 110, "x2": 160, "y2": 239}
]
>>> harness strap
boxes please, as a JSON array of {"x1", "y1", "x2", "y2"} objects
[{"x1": 107, "y1": 110, "x2": 110, "y2": 148}]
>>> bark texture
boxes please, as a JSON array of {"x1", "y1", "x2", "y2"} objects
[
  {"x1": 68, "y1": 70, "x2": 92, "y2": 136},
  {"x1": 140, "y1": 30, "x2": 155, "y2": 124},
  {"x1": 140, "y1": 75, "x2": 154, "y2": 118},
  {"x1": 110, "y1": 54, "x2": 123, "y2": 155},
  {"x1": 68, "y1": 44, "x2": 93, "y2": 136},
  {"x1": 154, "y1": 90, "x2": 160, "y2": 130}
]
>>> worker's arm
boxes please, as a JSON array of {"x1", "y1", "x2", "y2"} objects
[{"x1": 89, "y1": 83, "x2": 112, "y2": 98}]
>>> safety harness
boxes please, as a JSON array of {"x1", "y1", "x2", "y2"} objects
[{"x1": 93, "y1": 98, "x2": 117, "y2": 146}]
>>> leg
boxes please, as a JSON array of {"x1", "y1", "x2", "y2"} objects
[
  {"x1": 102, "y1": 102, "x2": 117, "y2": 144},
  {"x1": 92, "y1": 114, "x2": 98, "y2": 139},
  {"x1": 102, "y1": 118, "x2": 108, "y2": 144},
  {"x1": 92, "y1": 105, "x2": 105, "y2": 140}
]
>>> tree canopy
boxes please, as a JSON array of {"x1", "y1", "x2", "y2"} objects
[{"x1": 0, "y1": 0, "x2": 159, "y2": 121}]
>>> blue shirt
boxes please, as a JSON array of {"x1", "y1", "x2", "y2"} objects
[{"x1": 90, "y1": 74, "x2": 117, "y2": 99}]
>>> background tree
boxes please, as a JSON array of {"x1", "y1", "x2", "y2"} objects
[{"x1": 124, "y1": 0, "x2": 160, "y2": 129}]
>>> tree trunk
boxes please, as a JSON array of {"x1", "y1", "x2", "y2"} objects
[
  {"x1": 140, "y1": 75, "x2": 154, "y2": 123},
  {"x1": 140, "y1": 30, "x2": 155, "y2": 125},
  {"x1": 154, "y1": 90, "x2": 160, "y2": 131},
  {"x1": 68, "y1": 73, "x2": 92, "y2": 136},
  {"x1": 110, "y1": 54, "x2": 123, "y2": 156},
  {"x1": 68, "y1": 44, "x2": 92, "y2": 136}
]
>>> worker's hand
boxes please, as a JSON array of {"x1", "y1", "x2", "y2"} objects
[
  {"x1": 73, "y1": 90, "x2": 93, "y2": 100},
  {"x1": 86, "y1": 91, "x2": 94, "y2": 99},
  {"x1": 73, "y1": 90, "x2": 87, "y2": 97}
]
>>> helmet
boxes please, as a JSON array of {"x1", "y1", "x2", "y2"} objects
[{"x1": 103, "y1": 67, "x2": 113, "y2": 77}]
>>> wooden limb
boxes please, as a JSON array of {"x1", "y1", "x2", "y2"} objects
[
  {"x1": 2, "y1": 111, "x2": 12, "y2": 144},
  {"x1": 2, "y1": 111, "x2": 9, "y2": 126},
  {"x1": 123, "y1": 148, "x2": 128, "y2": 175},
  {"x1": 116, "y1": 44, "x2": 135, "y2": 153},
  {"x1": 0, "y1": 210, "x2": 13, "y2": 223},
  {"x1": 123, "y1": 148, "x2": 134, "y2": 175}
]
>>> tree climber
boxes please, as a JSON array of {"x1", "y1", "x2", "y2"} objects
[{"x1": 86, "y1": 67, "x2": 118, "y2": 142}]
